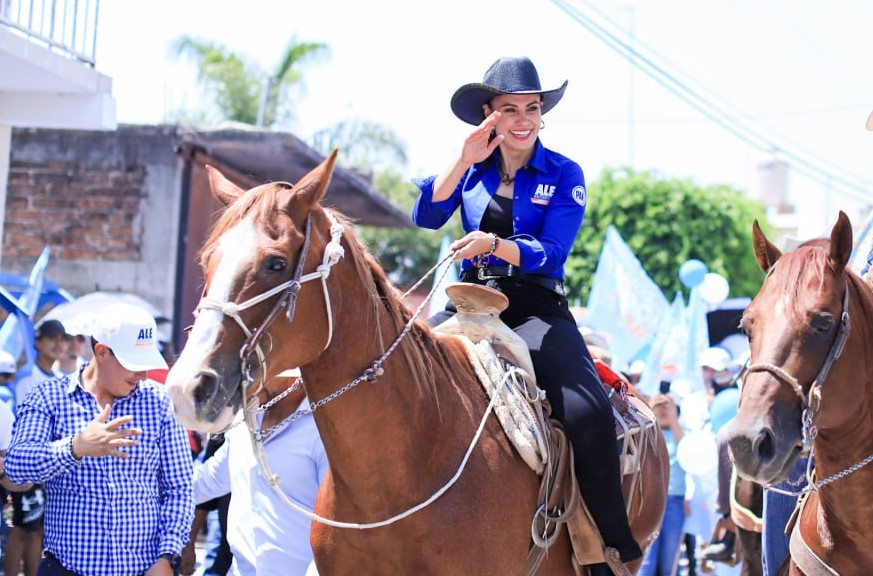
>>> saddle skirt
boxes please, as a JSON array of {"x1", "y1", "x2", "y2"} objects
[{"x1": 434, "y1": 283, "x2": 547, "y2": 473}]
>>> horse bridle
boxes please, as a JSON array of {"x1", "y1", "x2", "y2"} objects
[
  {"x1": 746, "y1": 282, "x2": 873, "y2": 494},
  {"x1": 195, "y1": 211, "x2": 346, "y2": 399}
]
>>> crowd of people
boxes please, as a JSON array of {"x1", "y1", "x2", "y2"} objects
[{"x1": 0, "y1": 296, "x2": 793, "y2": 576}]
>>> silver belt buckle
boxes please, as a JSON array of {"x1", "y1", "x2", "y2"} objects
[{"x1": 477, "y1": 264, "x2": 512, "y2": 281}]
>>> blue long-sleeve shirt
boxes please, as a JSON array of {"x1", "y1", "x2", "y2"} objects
[
  {"x1": 412, "y1": 139, "x2": 587, "y2": 280},
  {"x1": 6, "y1": 370, "x2": 194, "y2": 576}
]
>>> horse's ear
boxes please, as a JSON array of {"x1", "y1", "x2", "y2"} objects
[
  {"x1": 829, "y1": 211, "x2": 853, "y2": 272},
  {"x1": 290, "y1": 149, "x2": 339, "y2": 210},
  {"x1": 205, "y1": 165, "x2": 245, "y2": 206},
  {"x1": 752, "y1": 219, "x2": 782, "y2": 273}
]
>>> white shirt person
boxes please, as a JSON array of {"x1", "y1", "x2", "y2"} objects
[{"x1": 191, "y1": 393, "x2": 328, "y2": 576}]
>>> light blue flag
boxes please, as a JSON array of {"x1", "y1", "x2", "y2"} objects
[
  {"x1": 0, "y1": 246, "x2": 50, "y2": 384},
  {"x1": 428, "y1": 234, "x2": 459, "y2": 317},
  {"x1": 637, "y1": 293, "x2": 687, "y2": 397},
  {"x1": 683, "y1": 286, "x2": 710, "y2": 393},
  {"x1": 0, "y1": 287, "x2": 32, "y2": 371},
  {"x1": 19, "y1": 245, "x2": 51, "y2": 317},
  {"x1": 584, "y1": 226, "x2": 669, "y2": 371}
]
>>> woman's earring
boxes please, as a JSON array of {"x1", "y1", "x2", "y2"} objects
[{"x1": 540, "y1": 120, "x2": 546, "y2": 130}]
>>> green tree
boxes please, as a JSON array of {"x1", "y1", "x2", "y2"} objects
[
  {"x1": 171, "y1": 35, "x2": 328, "y2": 126},
  {"x1": 566, "y1": 167, "x2": 769, "y2": 303}
]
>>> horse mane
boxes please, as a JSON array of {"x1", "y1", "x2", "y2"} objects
[
  {"x1": 847, "y1": 268, "x2": 873, "y2": 329},
  {"x1": 320, "y1": 206, "x2": 474, "y2": 406}
]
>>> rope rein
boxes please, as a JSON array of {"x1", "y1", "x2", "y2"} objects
[{"x1": 259, "y1": 367, "x2": 524, "y2": 530}]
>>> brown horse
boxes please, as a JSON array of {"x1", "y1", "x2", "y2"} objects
[
  {"x1": 165, "y1": 150, "x2": 667, "y2": 575},
  {"x1": 722, "y1": 212, "x2": 873, "y2": 575}
]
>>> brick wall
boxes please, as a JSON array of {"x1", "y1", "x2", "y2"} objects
[
  {"x1": 5, "y1": 125, "x2": 183, "y2": 311},
  {"x1": 5, "y1": 161, "x2": 147, "y2": 261}
]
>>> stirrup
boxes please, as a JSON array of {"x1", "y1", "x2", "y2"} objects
[{"x1": 603, "y1": 547, "x2": 633, "y2": 576}]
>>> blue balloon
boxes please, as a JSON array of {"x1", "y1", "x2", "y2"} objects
[
  {"x1": 679, "y1": 259, "x2": 708, "y2": 288},
  {"x1": 710, "y1": 387, "x2": 740, "y2": 433}
]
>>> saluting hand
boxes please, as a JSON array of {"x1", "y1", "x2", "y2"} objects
[
  {"x1": 461, "y1": 111, "x2": 503, "y2": 166},
  {"x1": 71, "y1": 403, "x2": 142, "y2": 459}
]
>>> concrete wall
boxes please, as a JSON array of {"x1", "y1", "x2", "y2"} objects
[{"x1": 5, "y1": 125, "x2": 183, "y2": 318}]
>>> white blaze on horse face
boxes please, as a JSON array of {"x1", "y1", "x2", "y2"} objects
[
  {"x1": 774, "y1": 297, "x2": 789, "y2": 324},
  {"x1": 166, "y1": 218, "x2": 259, "y2": 429}
]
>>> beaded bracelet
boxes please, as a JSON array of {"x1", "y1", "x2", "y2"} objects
[
  {"x1": 473, "y1": 233, "x2": 500, "y2": 268},
  {"x1": 488, "y1": 233, "x2": 500, "y2": 255}
]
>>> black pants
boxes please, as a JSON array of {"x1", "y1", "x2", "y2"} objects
[
  {"x1": 37, "y1": 554, "x2": 78, "y2": 576},
  {"x1": 38, "y1": 552, "x2": 179, "y2": 576},
  {"x1": 431, "y1": 278, "x2": 642, "y2": 562}
]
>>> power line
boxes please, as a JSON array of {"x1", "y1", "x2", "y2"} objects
[{"x1": 551, "y1": 0, "x2": 872, "y2": 205}]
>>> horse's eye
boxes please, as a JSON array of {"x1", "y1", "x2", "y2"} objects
[
  {"x1": 810, "y1": 313, "x2": 834, "y2": 335},
  {"x1": 265, "y1": 256, "x2": 287, "y2": 273}
]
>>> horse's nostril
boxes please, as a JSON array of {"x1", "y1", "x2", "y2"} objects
[
  {"x1": 754, "y1": 429, "x2": 775, "y2": 462},
  {"x1": 193, "y1": 371, "x2": 221, "y2": 412}
]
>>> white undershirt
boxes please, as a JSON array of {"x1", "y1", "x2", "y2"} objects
[{"x1": 192, "y1": 400, "x2": 328, "y2": 576}]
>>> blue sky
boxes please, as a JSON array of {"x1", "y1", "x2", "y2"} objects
[{"x1": 97, "y1": 0, "x2": 873, "y2": 239}]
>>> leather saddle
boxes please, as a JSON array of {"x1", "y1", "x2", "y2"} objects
[{"x1": 433, "y1": 283, "x2": 651, "y2": 575}]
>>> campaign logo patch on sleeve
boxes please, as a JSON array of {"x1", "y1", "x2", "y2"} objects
[{"x1": 571, "y1": 185, "x2": 587, "y2": 207}]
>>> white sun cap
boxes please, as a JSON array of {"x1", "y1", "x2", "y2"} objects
[
  {"x1": 0, "y1": 350, "x2": 16, "y2": 374},
  {"x1": 91, "y1": 303, "x2": 168, "y2": 372},
  {"x1": 699, "y1": 346, "x2": 731, "y2": 371}
]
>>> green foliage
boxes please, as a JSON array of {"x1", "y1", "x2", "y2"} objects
[
  {"x1": 566, "y1": 167, "x2": 770, "y2": 304},
  {"x1": 171, "y1": 35, "x2": 328, "y2": 127},
  {"x1": 310, "y1": 119, "x2": 408, "y2": 174}
]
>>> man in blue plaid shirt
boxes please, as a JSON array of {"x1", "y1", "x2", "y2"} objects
[{"x1": 6, "y1": 303, "x2": 194, "y2": 576}]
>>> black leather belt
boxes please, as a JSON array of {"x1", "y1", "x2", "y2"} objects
[{"x1": 461, "y1": 265, "x2": 565, "y2": 297}]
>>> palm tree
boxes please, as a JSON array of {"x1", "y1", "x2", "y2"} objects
[{"x1": 172, "y1": 35, "x2": 328, "y2": 126}]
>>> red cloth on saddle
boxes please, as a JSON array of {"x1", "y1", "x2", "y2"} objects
[{"x1": 594, "y1": 359, "x2": 627, "y2": 393}]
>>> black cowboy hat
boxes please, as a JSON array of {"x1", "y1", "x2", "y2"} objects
[{"x1": 450, "y1": 56, "x2": 568, "y2": 125}]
